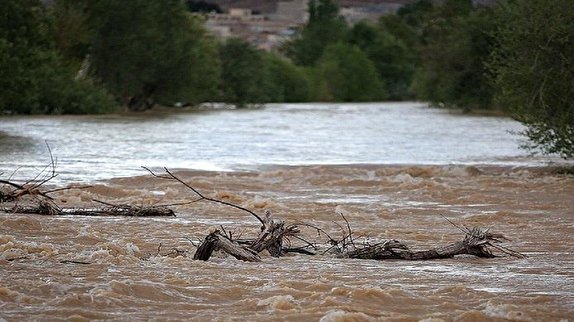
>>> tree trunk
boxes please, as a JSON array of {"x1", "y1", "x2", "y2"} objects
[
  {"x1": 249, "y1": 210, "x2": 286, "y2": 257},
  {"x1": 2, "y1": 203, "x2": 175, "y2": 217},
  {"x1": 193, "y1": 230, "x2": 261, "y2": 262}
]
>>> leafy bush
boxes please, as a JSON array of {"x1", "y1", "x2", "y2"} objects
[
  {"x1": 411, "y1": 0, "x2": 495, "y2": 110},
  {"x1": 263, "y1": 54, "x2": 311, "y2": 103},
  {"x1": 0, "y1": 0, "x2": 116, "y2": 114},
  {"x1": 316, "y1": 43, "x2": 386, "y2": 102},
  {"x1": 218, "y1": 39, "x2": 268, "y2": 107},
  {"x1": 489, "y1": 0, "x2": 574, "y2": 158}
]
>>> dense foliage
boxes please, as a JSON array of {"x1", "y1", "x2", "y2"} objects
[
  {"x1": 411, "y1": 0, "x2": 496, "y2": 110},
  {"x1": 285, "y1": 0, "x2": 348, "y2": 66},
  {"x1": 1, "y1": 0, "x2": 572, "y2": 157},
  {"x1": 348, "y1": 20, "x2": 414, "y2": 100},
  {"x1": 218, "y1": 39, "x2": 268, "y2": 107},
  {"x1": 263, "y1": 53, "x2": 311, "y2": 103},
  {"x1": 0, "y1": 0, "x2": 115, "y2": 114},
  {"x1": 317, "y1": 43, "x2": 385, "y2": 102},
  {"x1": 86, "y1": 0, "x2": 221, "y2": 110},
  {"x1": 489, "y1": 0, "x2": 574, "y2": 157}
]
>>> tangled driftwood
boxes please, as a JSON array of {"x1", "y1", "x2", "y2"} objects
[
  {"x1": 142, "y1": 167, "x2": 526, "y2": 262},
  {"x1": 338, "y1": 228, "x2": 519, "y2": 260},
  {"x1": 1, "y1": 164, "x2": 526, "y2": 262},
  {"x1": 192, "y1": 212, "x2": 525, "y2": 261},
  {"x1": 0, "y1": 153, "x2": 175, "y2": 217}
]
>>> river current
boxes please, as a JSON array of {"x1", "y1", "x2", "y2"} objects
[
  {"x1": 0, "y1": 102, "x2": 550, "y2": 183},
  {"x1": 1, "y1": 103, "x2": 573, "y2": 321}
]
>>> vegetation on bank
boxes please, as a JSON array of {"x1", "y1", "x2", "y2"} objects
[{"x1": 0, "y1": 0, "x2": 572, "y2": 157}]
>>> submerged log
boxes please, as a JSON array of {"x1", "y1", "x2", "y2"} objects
[
  {"x1": 1, "y1": 202, "x2": 176, "y2": 217},
  {"x1": 193, "y1": 230, "x2": 261, "y2": 262},
  {"x1": 341, "y1": 228, "x2": 524, "y2": 260},
  {"x1": 193, "y1": 232, "x2": 219, "y2": 260},
  {"x1": 190, "y1": 204, "x2": 525, "y2": 262}
]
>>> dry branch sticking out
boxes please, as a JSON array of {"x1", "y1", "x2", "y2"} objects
[
  {"x1": 249, "y1": 210, "x2": 300, "y2": 257},
  {"x1": 143, "y1": 167, "x2": 265, "y2": 225},
  {"x1": 1, "y1": 161, "x2": 176, "y2": 218}
]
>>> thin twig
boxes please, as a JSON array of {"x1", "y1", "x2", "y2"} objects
[
  {"x1": 488, "y1": 242, "x2": 527, "y2": 258},
  {"x1": 441, "y1": 214, "x2": 470, "y2": 234},
  {"x1": 92, "y1": 199, "x2": 130, "y2": 209},
  {"x1": 290, "y1": 234, "x2": 318, "y2": 250},
  {"x1": 295, "y1": 221, "x2": 338, "y2": 244},
  {"x1": 143, "y1": 167, "x2": 264, "y2": 225},
  {"x1": 338, "y1": 211, "x2": 355, "y2": 248},
  {"x1": 60, "y1": 260, "x2": 91, "y2": 265}
]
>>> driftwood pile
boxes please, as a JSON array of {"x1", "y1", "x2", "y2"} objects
[
  {"x1": 0, "y1": 153, "x2": 174, "y2": 218},
  {"x1": 148, "y1": 168, "x2": 526, "y2": 261},
  {"x1": 1, "y1": 163, "x2": 526, "y2": 263},
  {"x1": 190, "y1": 210, "x2": 524, "y2": 261}
]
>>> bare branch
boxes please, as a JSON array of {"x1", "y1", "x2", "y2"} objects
[{"x1": 143, "y1": 166, "x2": 264, "y2": 225}]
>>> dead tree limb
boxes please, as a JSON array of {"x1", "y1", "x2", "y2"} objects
[
  {"x1": 0, "y1": 143, "x2": 61, "y2": 203},
  {"x1": 1, "y1": 161, "x2": 178, "y2": 218},
  {"x1": 1, "y1": 202, "x2": 175, "y2": 217},
  {"x1": 193, "y1": 230, "x2": 261, "y2": 262},
  {"x1": 143, "y1": 167, "x2": 264, "y2": 225},
  {"x1": 340, "y1": 228, "x2": 526, "y2": 260},
  {"x1": 249, "y1": 210, "x2": 299, "y2": 257},
  {"x1": 0, "y1": 179, "x2": 54, "y2": 202}
]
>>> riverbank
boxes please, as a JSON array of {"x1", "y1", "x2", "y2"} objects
[{"x1": 1, "y1": 164, "x2": 573, "y2": 321}]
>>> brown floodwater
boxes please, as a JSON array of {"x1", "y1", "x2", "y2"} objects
[{"x1": 1, "y1": 164, "x2": 573, "y2": 321}]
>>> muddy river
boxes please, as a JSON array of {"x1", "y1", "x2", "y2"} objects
[{"x1": 1, "y1": 103, "x2": 573, "y2": 321}]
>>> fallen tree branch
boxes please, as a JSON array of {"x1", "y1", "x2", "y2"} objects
[
  {"x1": 0, "y1": 179, "x2": 54, "y2": 202},
  {"x1": 193, "y1": 230, "x2": 261, "y2": 262},
  {"x1": 0, "y1": 142, "x2": 59, "y2": 203},
  {"x1": 249, "y1": 210, "x2": 299, "y2": 257},
  {"x1": 2, "y1": 160, "x2": 526, "y2": 263},
  {"x1": 339, "y1": 227, "x2": 526, "y2": 260},
  {"x1": 143, "y1": 167, "x2": 264, "y2": 225},
  {"x1": 1, "y1": 202, "x2": 175, "y2": 217}
]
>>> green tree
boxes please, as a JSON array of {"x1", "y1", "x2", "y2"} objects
[
  {"x1": 50, "y1": 0, "x2": 92, "y2": 68},
  {"x1": 305, "y1": 67, "x2": 332, "y2": 101},
  {"x1": 411, "y1": 0, "x2": 495, "y2": 110},
  {"x1": 396, "y1": 0, "x2": 434, "y2": 28},
  {"x1": 0, "y1": 0, "x2": 115, "y2": 114},
  {"x1": 316, "y1": 43, "x2": 386, "y2": 102},
  {"x1": 262, "y1": 54, "x2": 311, "y2": 103},
  {"x1": 86, "y1": 0, "x2": 218, "y2": 110},
  {"x1": 218, "y1": 39, "x2": 268, "y2": 107},
  {"x1": 348, "y1": 21, "x2": 415, "y2": 100},
  {"x1": 378, "y1": 14, "x2": 418, "y2": 50},
  {"x1": 181, "y1": 33, "x2": 221, "y2": 105},
  {"x1": 489, "y1": 0, "x2": 574, "y2": 158},
  {"x1": 284, "y1": 0, "x2": 348, "y2": 66}
]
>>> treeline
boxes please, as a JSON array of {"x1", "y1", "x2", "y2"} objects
[{"x1": 1, "y1": 0, "x2": 573, "y2": 157}]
